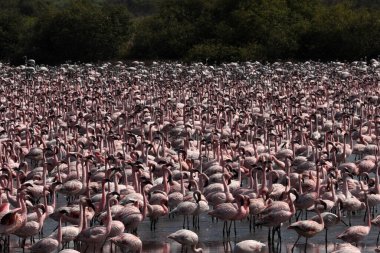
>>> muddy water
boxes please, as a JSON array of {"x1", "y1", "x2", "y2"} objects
[{"x1": 8, "y1": 203, "x2": 379, "y2": 253}]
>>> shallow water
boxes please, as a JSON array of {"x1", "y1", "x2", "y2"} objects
[
  {"x1": 6, "y1": 153, "x2": 378, "y2": 253},
  {"x1": 8, "y1": 205, "x2": 379, "y2": 253}
]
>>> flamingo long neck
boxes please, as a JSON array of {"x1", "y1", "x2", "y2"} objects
[
  {"x1": 298, "y1": 174, "x2": 303, "y2": 194},
  {"x1": 57, "y1": 216, "x2": 63, "y2": 248},
  {"x1": 81, "y1": 159, "x2": 87, "y2": 186},
  {"x1": 249, "y1": 169, "x2": 254, "y2": 190},
  {"x1": 142, "y1": 184, "x2": 148, "y2": 220},
  {"x1": 106, "y1": 198, "x2": 112, "y2": 234},
  {"x1": 316, "y1": 205, "x2": 324, "y2": 227},
  {"x1": 253, "y1": 170, "x2": 259, "y2": 194},
  {"x1": 132, "y1": 167, "x2": 139, "y2": 193},
  {"x1": 19, "y1": 195, "x2": 27, "y2": 225},
  {"x1": 337, "y1": 200, "x2": 342, "y2": 221},
  {"x1": 331, "y1": 180, "x2": 337, "y2": 201},
  {"x1": 43, "y1": 188, "x2": 48, "y2": 213},
  {"x1": 199, "y1": 173, "x2": 208, "y2": 192},
  {"x1": 191, "y1": 245, "x2": 203, "y2": 253},
  {"x1": 78, "y1": 203, "x2": 83, "y2": 231},
  {"x1": 191, "y1": 180, "x2": 200, "y2": 191},
  {"x1": 100, "y1": 182, "x2": 107, "y2": 212},
  {"x1": 82, "y1": 206, "x2": 88, "y2": 231},
  {"x1": 163, "y1": 167, "x2": 169, "y2": 194},
  {"x1": 222, "y1": 175, "x2": 230, "y2": 197},
  {"x1": 145, "y1": 144, "x2": 150, "y2": 166},
  {"x1": 284, "y1": 176, "x2": 290, "y2": 193},
  {"x1": 122, "y1": 165, "x2": 128, "y2": 186},
  {"x1": 260, "y1": 168, "x2": 267, "y2": 196},
  {"x1": 343, "y1": 175, "x2": 350, "y2": 198},
  {"x1": 76, "y1": 158, "x2": 81, "y2": 179},
  {"x1": 85, "y1": 162, "x2": 91, "y2": 198},
  {"x1": 343, "y1": 135, "x2": 347, "y2": 163},
  {"x1": 42, "y1": 163, "x2": 47, "y2": 186},
  {"x1": 268, "y1": 171, "x2": 275, "y2": 192},
  {"x1": 114, "y1": 174, "x2": 120, "y2": 194},
  {"x1": 316, "y1": 164, "x2": 320, "y2": 197},
  {"x1": 366, "y1": 197, "x2": 371, "y2": 227},
  {"x1": 9, "y1": 171, "x2": 14, "y2": 195},
  {"x1": 36, "y1": 208, "x2": 44, "y2": 230},
  {"x1": 237, "y1": 158, "x2": 242, "y2": 187},
  {"x1": 376, "y1": 166, "x2": 380, "y2": 194},
  {"x1": 180, "y1": 160, "x2": 184, "y2": 196},
  {"x1": 288, "y1": 193, "x2": 295, "y2": 215},
  {"x1": 236, "y1": 196, "x2": 246, "y2": 216}
]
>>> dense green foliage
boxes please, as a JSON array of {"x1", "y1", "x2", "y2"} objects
[{"x1": 0, "y1": 0, "x2": 379, "y2": 64}]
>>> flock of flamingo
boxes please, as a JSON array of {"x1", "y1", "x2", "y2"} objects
[{"x1": 0, "y1": 58, "x2": 379, "y2": 253}]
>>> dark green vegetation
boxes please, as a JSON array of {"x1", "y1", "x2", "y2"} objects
[{"x1": 1, "y1": 0, "x2": 379, "y2": 64}]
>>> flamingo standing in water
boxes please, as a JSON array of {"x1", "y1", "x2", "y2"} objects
[
  {"x1": 310, "y1": 199, "x2": 345, "y2": 247},
  {"x1": 13, "y1": 204, "x2": 45, "y2": 252},
  {"x1": 337, "y1": 193, "x2": 371, "y2": 246},
  {"x1": 109, "y1": 233, "x2": 142, "y2": 253},
  {"x1": 288, "y1": 200, "x2": 326, "y2": 252},
  {"x1": 76, "y1": 192, "x2": 118, "y2": 252},
  {"x1": 30, "y1": 210, "x2": 64, "y2": 253},
  {"x1": 208, "y1": 194, "x2": 249, "y2": 237},
  {"x1": 168, "y1": 229, "x2": 203, "y2": 253},
  {"x1": 371, "y1": 214, "x2": 380, "y2": 245},
  {"x1": 0, "y1": 191, "x2": 28, "y2": 251}
]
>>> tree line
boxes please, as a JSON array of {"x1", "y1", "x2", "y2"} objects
[{"x1": 1, "y1": 0, "x2": 379, "y2": 65}]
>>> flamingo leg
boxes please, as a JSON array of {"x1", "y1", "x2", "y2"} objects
[
  {"x1": 377, "y1": 231, "x2": 380, "y2": 246},
  {"x1": 296, "y1": 209, "x2": 302, "y2": 221},
  {"x1": 228, "y1": 220, "x2": 233, "y2": 237},
  {"x1": 304, "y1": 238, "x2": 308, "y2": 252},
  {"x1": 341, "y1": 219, "x2": 348, "y2": 226},
  {"x1": 276, "y1": 225, "x2": 281, "y2": 242},
  {"x1": 249, "y1": 215, "x2": 252, "y2": 232},
  {"x1": 291, "y1": 235, "x2": 301, "y2": 252},
  {"x1": 349, "y1": 212, "x2": 352, "y2": 226}
]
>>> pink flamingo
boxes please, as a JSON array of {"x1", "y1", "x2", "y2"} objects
[
  {"x1": 30, "y1": 209, "x2": 64, "y2": 253},
  {"x1": 49, "y1": 197, "x2": 95, "y2": 249},
  {"x1": 288, "y1": 200, "x2": 326, "y2": 252},
  {"x1": 109, "y1": 233, "x2": 142, "y2": 253},
  {"x1": 170, "y1": 190, "x2": 208, "y2": 229},
  {"x1": 208, "y1": 194, "x2": 249, "y2": 237},
  {"x1": 168, "y1": 229, "x2": 203, "y2": 253},
  {"x1": 13, "y1": 204, "x2": 45, "y2": 252},
  {"x1": 113, "y1": 178, "x2": 151, "y2": 234},
  {"x1": 147, "y1": 198, "x2": 169, "y2": 231},
  {"x1": 371, "y1": 214, "x2": 380, "y2": 245},
  {"x1": 0, "y1": 191, "x2": 28, "y2": 250},
  {"x1": 234, "y1": 240, "x2": 266, "y2": 253},
  {"x1": 76, "y1": 192, "x2": 118, "y2": 252},
  {"x1": 256, "y1": 189, "x2": 295, "y2": 243},
  {"x1": 337, "y1": 193, "x2": 371, "y2": 246}
]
